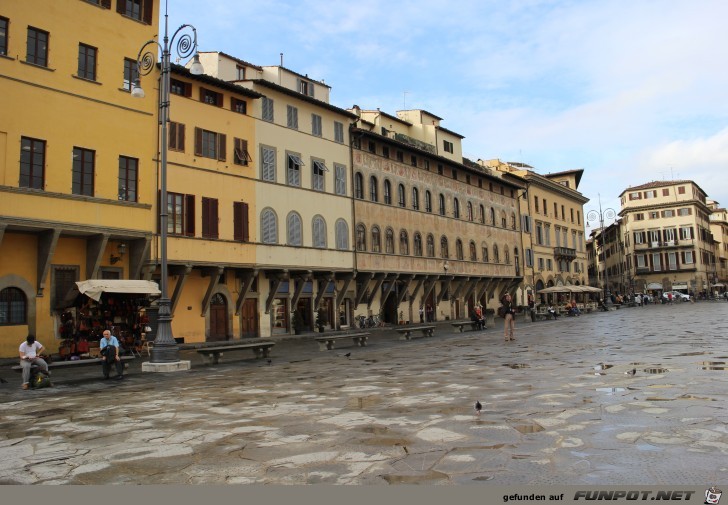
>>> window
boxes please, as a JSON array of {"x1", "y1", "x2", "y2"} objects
[
  {"x1": 538, "y1": 257, "x2": 544, "y2": 270},
  {"x1": 534, "y1": 196, "x2": 539, "y2": 213},
  {"x1": 355, "y1": 224, "x2": 366, "y2": 251},
  {"x1": 412, "y1": 187, "x2": 419, "y2": 210},
  {"x1": 683, "y1": 250, "x2": 694, "y2": 264},
  {"x1": 382, "y1": 146, "x2": 390, "y2": 158},
  {"x1": 649, "y1": 211, "x2": 659, "y2": 219},
  {"x1": 261, "y1": 209, "x2": 278, "y2": 244},
  {"x1": 262, "y1": 97, "x2": 274, "y2": 122},
  {"x1": 312, "y1": 114, "x2": 322, "y2": 137},
  {"x1": 493, "y1": 245, "x2": 499, "y2": 263},
  {"x1": 662, "y1": 209, "x2": 675, "y2": 218},
  {"x1": 169, "y1": 78, "x2": 191, "y2": 97},
  {"x1": 287, "y1": 153, "x2": 304, "y2": 186},
  {"x1": 167, "y1": 192, "x2": 194, "y2": 236},
  {"x1": 543, "y1": 199, "x2": 547, "y2": 215},
  {"x1": 501, "y1": 210, "x2": 507, "y2": 228},
  {"x1": 678, "y1": 186, "x2": 686, "y2": 195},
  {"x1": 469, "y1": 241, "x2": 477, "y2": 261},
  {"x1": 678, "y1": 208, "x2": 691, "y2": 216},
  {"x1": 398, "y1": 184, "x2": 406, "y2": 207},
  {"x1": 118, "y1": 0, "x2": 153, "y2": 23},
  {"x1": 455, "y1": 239, "x2": 464, "y2": 260},
  {"x1": 443, "y1": 140, "x2": 454, "y2": 153},
  {"x1": 522, "y1": 215, "x2": 532, "y2": 233},
  {"x1": 334, "y1": 121, "x2": 344, "y2": 143},
  {"x1": 259, "y1": 145, "x2": 276, "y2": 182},
  {"x1": 118, "y1": 156, "x2": 138, "y2": 202},
  {"x1": 371, "y1": 226, "x2": 381, "y2": 253},
  {"x1": 425, "y1": 191, "x2": 432, "y2": 212},
  {"x1": 312, "y1": 161, "x2": 327, "y2": 191},
  {"x1": 667, "y1": 252, "x2": 677, "y2": 270},
  {"x1": 426, "y1": 234, "x2": 435, "y2": 257},
  {"x1": 577, "y1": 210, "x2": 581, "y2": 224},
  {"x1": 467, "y1": 202, "x2": 473, "y2": 221},
  {"x1": 490, "y1": 207, "x2": 495, "y2": 225},
  {"x1": 0, "y1": 17, "x2": 8, "y2": 56},
  {"x1": 554, "y1": 202, "x2": 558, "y2": 218},
  {"x1": 385, "y1": 228, "x2": 394, "y2": 254},
  {"x1": 483, "y1": 244, "x2": 491, "y2": 262},
  {"x1": 123, "y1": 57, "x2": 139, "y2": 91},
  {"x1": 168, "y1": 122, "x2": 185, "y2": 152},
  {"x1": 233, "y1": 201, "x2": 250, "y2": 242},
  {"x1": 384, "y1": 180, "x2": 392, "y2": 205},
  {"x1": 511, "y1": 212, "x2": 517, "y2": 229},
  {"x1": 453, "y1": 198, "x2": 460, "y2": 218},
  {"x1": 287, "y1": 105, "x2": 299, "y2": 129},
  {"x1": 544, "y1": 224, "x2": 551, "y2": 246},
  {"x1": 399, "y1": 230, "x2": 409, "y2": 255},
  {"x1": 440, "y1": 236, "x2": 450, "y2": 258},
  {"x1": 546, "y1": 258, "x2": 552, "y2": 271},
  {"x1": 644, "y1": 190, "x2": 657, "y2": 199},
  {"x1": 0, "y1": 287, "x2": 26, "y2": 325},
  {"x1": 298, "y1": 79, "x2": 314, "y2": 97},
  {"x1": 679, "y1": 226, "x2": 693, "y2": 241},
  {"x1": 396, "y1": 151, "x2": 404, "y2": 162},
  {"x1": 201, "y1": 197, "x2": 219, "y2": 239},
  {"x1": 235, "y1": 65, "x2": 245, "y2": 80},
  {"x1": 194, "y1": 128, "x2": 226, "y2": 161},
  {"x1": 335, "y1": 219, "x2": 349, "y2": 250},
  {"x1": 312, "y1": 216, "x2": 326, "y2": 248},
  {"x1": 437, "y1": 164, "x2": 443, "y2": 175},
  {"x1": 199, "y1": 87, "x2": 223, "y2": 107},
  {"x1": 368, "y1": 141, "x2": 376, "y2": 153},
  {"x1": 652, "y1": 253, "x2": 661, "y2": 270},
  {"x1": 231, "y1": 97, "x2": 247, "y2": 114},
  {"x1": 525, "y1": 248, "x2": 533, "y2": 267},
  {"x1": 410, "y1": 155, "x2": 417, "y2": 167},
  {"x1": 439, "y1": 194, "x2": 446, "y2": 216},
  {"x1": 561, "y1": 204, "x2": 565, "y2": 220},
  {"x1": 570, "y1": 208, "x2": 574, "y2": 222},
  {"x1": 72, "y1": 147, "x2": 95, "y2": 196},
  {"x1": 536, "y1": 223, "x2": 543, "y2": 245},
  {"x1": 414, "y1": 233, "x2": 423, "y2": 256},
  {"x1": 77, "y1": 43, "x2": 97, "y2": 80},
  {"x1": 234, "y1": 138, "x2": 252, "y2": 166},
  {"x1": 334, "y1": 164, "x2": 346, "y2": 195},
  {"x1": 354, "y1": 172, "x2": 364, "y2": 199},
  {"x1": 286, "y1": 212, "x2": 303, "y2": 246},
  {"x1": 505, "y1": 247, "x2": 510, "y2": 264},
  {"x1": 26, "y1": 27, "x2": 49, "y2": 67},
  {"x1": 369, "y1": 176, "x2": 378, "y2": 202},
  {"x1": 451, "y1": 169, "x2": 457, "y2": 180},
  {"x1": 20, "y1": 137, "x2": 45, "y2": 190}
]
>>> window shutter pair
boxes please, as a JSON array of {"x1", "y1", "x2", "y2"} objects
[
  {"x1": 287, "y1": 214, "x2": 302, "y2": 246},
  {"x1": 261, "y1": 147, "x2": 275, "y2": 181},
  {"x1": 169, "y1": 122, "x2": 185, "y2": 150},
  {"x1": 234, "y1": 138, "x2": 250, "y2": 166},
  {"x1": 233, "y1": 202, "x2": 250, "y2": 242},
  {"x1": 262, "y1": 210, "x2": 277, "y2": 244},
  {"x1": 201, "y1": 197, "x2": 219, "y2": 239}
]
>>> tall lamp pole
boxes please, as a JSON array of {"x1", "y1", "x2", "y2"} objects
[
  {"x1": 587, "y1": 195, "x2": 616, "y2": 307},
  {"x1": 132, "y1": 0, "x2": 203, "y2": 363}
]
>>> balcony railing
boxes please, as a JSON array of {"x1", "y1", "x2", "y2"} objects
[
  {"x1": 553, "y1": 247, "x2": 577, "y2": 260},
  {"x1": 634, "y1": 239, "x2": 691, "y2": 249}
]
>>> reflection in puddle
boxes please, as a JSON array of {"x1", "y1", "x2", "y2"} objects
[
  {"x1": 595, "y1": 387, "x2": 639, "y2": 394},
  {"x1": 510, "y1": 423, "x2": 545, "y2": 434},
  {"x1": 503, "y1": 364, "x2": 530, "y2": 369},
  {"x1": 700, "y1": 361, "x2": 727, "y2": 371},
  {"x1": 643, "y1": 368, "x2": 669, "y2": 374}
]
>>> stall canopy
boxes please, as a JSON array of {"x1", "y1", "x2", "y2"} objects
[
  {"x1": 646, "y1": 283, "x2": 663, "y2": 290},
  {"x1": 67, "y1": 280, "x2": 161, "y2": 303},
  {"x1": 537, "y1": 285, "x2": 602, "y2": 294}
]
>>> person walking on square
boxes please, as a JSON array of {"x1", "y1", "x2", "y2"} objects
[
  {"x1": 501, "y1": 293, "x2": 516, "y2": 341},
  {"x1": 19, "y1": 334, "x2": 49, "y2": 390},
  {"x1": 419, "y1": 305, "x2": 425, "y2": 324},
  {"x1": 100, "y1": 330, "x2": 123, "y2": 380}
]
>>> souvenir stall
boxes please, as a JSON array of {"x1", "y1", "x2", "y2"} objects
[{"x1": 57, "y1": 280, "x2": 160, "y2": 360}]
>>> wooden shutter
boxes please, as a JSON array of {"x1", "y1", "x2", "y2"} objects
[
  {"x1": 217, "y1": 134, "x2": 226, "y2": 161},
  {"x1": 194, "y1": 127, "x2": 202, "y2": 156},
  {"x1": 199, "y1": 87, "x2": 206, "y2": 102},
  {"x1": 262, "y1": 147, "x2": 274, "y2": 180},
  {"x1": 216, "y1": 92, "x2": 223, "y2": 107},
  {"x1": 143, "y1": 0, "x2": 154, "y2": 24},
  {"x1": 101, "y1": 0, "x2": 111, "y2": 8},
  {"x1": 178, "y1": 123, "x2": 185, "y2": 151},
  {"x1": 210, "y1": 198, "x2": 218, "y2": 238},
  {"x1": 233, "y1": 202, "x2": 250, "y2": 242},
  {"x1": 202, "y1": 197, "x2": 218, "y2": 238},
  {"x1": 185, "y1": 194, "x2": 195, "y2": 237},
  {"x1": 117, "y1": 0, "x2": 126, "y2": 14}
]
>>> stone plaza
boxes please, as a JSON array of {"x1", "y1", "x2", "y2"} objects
[{"x1": 1, "y1": 301, "x2": 727, "y2": 485}]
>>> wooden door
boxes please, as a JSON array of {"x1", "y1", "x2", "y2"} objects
[
  {"x1": 208, "y1": 293, "x2": 228, "y2": 342},
  {"x1": 240, "y1": 299, "x2": 258, "y2": 338}
]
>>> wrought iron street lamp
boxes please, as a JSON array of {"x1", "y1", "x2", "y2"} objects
[
  {"x1": 587, "y1": 195, "x2": 616, "y2": 307},
  {"x1": 131, "y1": 0, "x2": 203, "y2": 363}
]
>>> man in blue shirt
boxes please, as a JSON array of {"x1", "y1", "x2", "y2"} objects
[{"x1": 100, "y1": 330, "x2": 123, "y2": 380}]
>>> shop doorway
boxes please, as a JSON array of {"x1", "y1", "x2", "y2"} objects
[
  {"x1": 382, "y1": 283, "x2": 398, "y2": 324},
  {"x1": 240, "y1": 299, "x2": 258, "y2": 338},
  {"x1": 296, "y1": 298, "x2": 312, "y2": 331},
  {"x1": 208, "y1": 293, "x2": 228, "y2": 342}
]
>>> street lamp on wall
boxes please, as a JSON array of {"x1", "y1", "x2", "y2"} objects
[
  {"x1": 586, "y1": 194, "x2": 616, "y2": 307},
  {"x1": 131, "y1": 0, "x2": 203, "y2": 364}
]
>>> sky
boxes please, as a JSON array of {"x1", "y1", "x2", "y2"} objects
[{"x1": 164, "y1": 0, "x2": 728, "y2": 229}]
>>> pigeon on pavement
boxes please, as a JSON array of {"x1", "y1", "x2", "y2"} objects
[
  {"x1": 474, "y1": 400, "x2": 483, "y2": 415},
  {"x1": 625, "y1": 368, "x2": 636, "y2": 376}
]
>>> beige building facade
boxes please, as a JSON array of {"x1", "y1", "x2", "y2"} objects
[{"x1": 708, "y1": 200, "x2": 727, "y2": 293}]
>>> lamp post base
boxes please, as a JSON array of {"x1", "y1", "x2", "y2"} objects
[{"x1": 142, "y1": 360, "x2": 191, "y2": 373}]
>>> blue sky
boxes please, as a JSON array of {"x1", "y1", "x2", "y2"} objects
[{"x1": 165, "y1": 0, "x2": 728, "y2": 224}]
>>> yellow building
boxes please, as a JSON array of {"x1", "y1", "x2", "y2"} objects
[
  {"x1": 489, "y1": 161, "x2": 589, "y2": 305},
  {"x1": 708, "y1": 200, "x2": 727, "y2": 292},
  {"x1": 0, "y1": 0, "x2": 159, "y2": 357},
  {"x1": 350, "y1": 109, "x2": 524, "y2": 323}
]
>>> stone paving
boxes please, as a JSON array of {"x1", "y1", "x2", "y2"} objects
[{"x1": 1, "y1": 301, "x2": 728, "y2": 485}]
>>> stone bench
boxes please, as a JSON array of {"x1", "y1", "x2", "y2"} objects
[
  {"x1": 450, "y1": 321, "x2": 482, "y2": 332},
  {"x1": 395, "y1": 325, "x2": 435, "y2": 340},
  {"x1": 12, "y1": 355, "x2": 136, "y2": 373},
  {"x1": 314, "y1": 332, "x2": 370, "y2": 351},
  {"x1": 196, "y1": 341, "x2": 275, "y2": 365}
]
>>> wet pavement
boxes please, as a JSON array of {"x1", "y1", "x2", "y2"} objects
[{"x1": 1, "y1": 301, "x2": 728, "y2": 485}]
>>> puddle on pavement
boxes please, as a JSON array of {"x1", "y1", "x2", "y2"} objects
[
  {"x1": 360, "y1": 437, "x2": 410, "y2": 447},
  {"x1": 673, "y1": 352, "x2": 708, "y2": 356},
  {"x1": 27, "y1": 408, "x2": 70, "y2": 418},
  {"x1": 700, "y1": 361, "x2": 728, "y2": 371},
  {"x1": 472, "y1": 475, "x2": 495, "y2": 481},
  {"x1": 595, "y1": 387, "x2": 638, "y2": 394},
  {"x1": 508, "y1": 421, "x2": 545, "y2": 434},
  {"x1": 503, "y1": 363, "x2": 530, "y2": 369},
  {"x1": 348, "y1": 395, "x2": 382, "y2": 409},
  {"x1": 360, "y1": 425, "x2": 389, "y2": 435},
  {"x1": 382, "y1": 470, "x2": 450, "y2": 484},
  {"x1": 643, "y1": 368, "x2": 669, "y2": 374}
]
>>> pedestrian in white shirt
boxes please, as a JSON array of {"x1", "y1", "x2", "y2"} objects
[{"x1": 19, "y1": 334, "x2": 49, "y2": 390}]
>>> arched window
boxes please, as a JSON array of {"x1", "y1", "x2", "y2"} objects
[
  {"x1": 369, "y1": 175, "x2": 378, "y2": 202},
  {"x1": 467, "y1": 202, "x2": 473, "y2": 221},
  {"x1": 490, "y1": 207, "x2": 495, "y2": 225},
  {"x1": 425, "y1": 190, "x2": 432, "y2": 212},
  {"x1": 355, "y1": 224, "x2": 367, "y2": 251},
  {"x1": 0, "y1": 287, "x2": 27, "y2": 325},
  {"x1": 439, "y1": 194, "x2": 446, "y2": 216},
  {"x1": 414, "y1": 232, "x2": 423, "y2": 256},
  {"x1": 384, "y1": 179, "x2": 392, "y2": 205},
  {"x1": 493, "y1": 244, "x2": 500, "y2": 263},
  {"x1": 479, "y1": 204, "x2": 485, "y2": 224},
  {"x1": 261, "y1": 208, "x2": 278, "y2": 244},
  {"x1": 514, "y1": 248, "x2": 520, "y2": 275},
  {"x1": 426, "y1": 234, "x2": 435, "y2": 257},
  {"x1": 456, "y1": 239, "x2": 464, "y2": 260},
  {"x1": 440, "y1": 236, "x2": 449, "y2": 258},
  {"x1": 335, "y1": 219, "x2": 349, "y2": 250},
  {"x1": 412, "y1": 187, "x2": 419, "y2": 210},
  {"x1": 511, "y1": 212, "x2": 517, "y2": 229},
  {"x1": 504, "y1": 246, "x2": 510, "y2": 264},
  {"x1": 312, "y1": 215, "x2": 326, "y2": 248},
  {"x1": 286, "y1": 212, "x2": 303, "y2": 246},
  {"x1": 482, "y1": 244, "x2": 489, "y2": 262},
  {"x1": 399, "y1": 230, "x2": 409, "y2": 255},
  {"x1": 371, "y1": 225, "x2": 381, "y2": 253},
  {"x1": 453, "y1": 198, "x2": 460, "y2": 218},
  {"x1": 501, "y1": 210, "x2": 507, "y2": 228},
  {"x1": 469, "y1": 241, "x2": 477, "y2": 261},
  {"x1": 385, "y1": 228, "x2": 395, "y2": 253},
  {"x1": 354, "y1": 172, "x2": 364, "y2": 199},
  {"x1": 397, "y1": 184, "x2": 406, "y2": 207}
]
